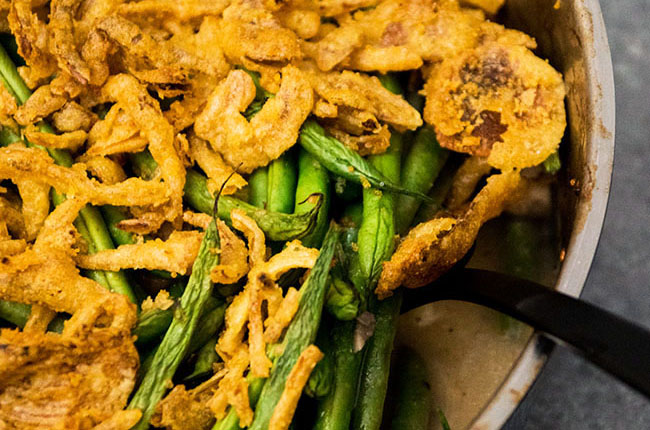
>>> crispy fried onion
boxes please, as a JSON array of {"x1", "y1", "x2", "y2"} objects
[
  {"x1": 209, "y1": 211, "x2": 317, "y2": 425},
  {"x1": 216, "y1": 0, "x2": 302, "y2": 66},
  {"x1": 424, "y1": 35, "x2": 566, "y2": 170},
  {"x1": 23, "y1": 304, "x2": 56, "y2": 334},
  {"x1": 0, "y1": 198, "x2": 139, "y2": 429},
  {"x1": 50, "y1": 0, "x2": 90, "y2": 84},
  {"x1": 52, "y1": 101, "x2": 97, "y2": 132},
  {"x1": 189, "y1": 133, "x2": 247, "y2": 196},
  {"x1": 7, "y1": 0, "x2": 58, "y2": 83},
  {"x1": 0, "y1": 81, "x2": 17, "y2": 118},
  {"x1": 14, "y1": 176, "x2": 50, "y2": 241},
  {"x1": 304, "y1": 68, "x2": 422, "y2": 132},
  {"x1": 86, "y1": 103, "x2": 148, "y2": 157},
  {"x1": 303, "y1": 0, "x2": 486, "y2": 73},
  {"x1": 377, "y1": 170, "x2": 524, "y2": 297},
  {"x1": 96, "y1": 15, "x2": 223, "y2": 79},
  {"x1": 14, "y1": 74, "x2": 82, "y2": 126},
  {"x1": 0, "y1": 329, "x2": 139, "y2": 430},
  {"x1": 152, "y1": 371, "x2": 225, "y2": 430},
  {"x1": 194, "y1": 66, "x2": 313, "y2": 173},
  {"x1": 102, "y1": 74, "x2": 185, "y2": 219},
  {"x1": 211, "y1": 221, "x2": 250, "y2": 285},
  {"x1": 460, "y1": 0, "x2": 505, "y2": 15},
  {"x1": 24, "y1": 125, "x2": 87, "y2": 151},
  {"x1": 291, "y1": 0, "x2": 380, "y2": 17},
  {"x1": 0, "y1": 193, "x2": 28, "y2": 240},
  {"x1": 118, "y1": 0, "x2": 230, "y2": 21},
  {"x1": 269, "y1": 345, "x2": 324, "y2": 430},
  {"x1": 445, "y1": 156, "x2": 492, "y2": 210},
  {"x1": 83, "y1": 155, "x2": 127, "y2": 184},
  {"x1": 0, "y1": 144, "x2": 168, "y2": 207},
  {"x1": 76, "y1": 230, "x2": 203, "y2": 275}
]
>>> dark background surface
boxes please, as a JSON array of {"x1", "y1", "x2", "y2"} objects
[{"x1": 503, "y1": 2, "x2": 650, "y2": 429}]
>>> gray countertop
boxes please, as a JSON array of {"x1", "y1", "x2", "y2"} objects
[{"x1": 504, "y1": 2, "x2": 650, "y2": 429}]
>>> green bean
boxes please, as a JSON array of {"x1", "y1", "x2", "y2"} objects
[
  {"x1": 334, "y1": 176, "x2": 362, "y2": 202},
  {"x1": 299, "y1": 121, "x2": 432, "y2": 202},
  {"x1": 353, "y1": 132, "x2": 402, "y2": 303},
  {"x1": 306, "y1": 324, "x2": 335, "y2": 398},
  {"x1": 129, "y1": 151, "x2": 159, "y2": 180},
  {"x1": 267, "y1": 152, "x2": 297, "y2": 214},
  {"x1": 213, "y1": 377, "x2": 265, "y2": 430},
  {"x1": 185, "y1": 337, "x2": 219, "y2": 381},
  {"x1": 389, "y1": 349, "x2": 432, "y2": 430},
  {"x1": 295, "y1": 150, "x2": 331, "y2": 248},
  {"x1": 395, "y1": 126, "x2": 449, "y2": 235},
  {"x1": 249, "y1": 225, "x2": 340, "y2": 430},
  {"x1": 438, "y1": 410, "x2": 452, "y2": 430},
  {"x1": 101, "y1": 206, "x2": 136, "y2": 246},
  {"x1": 412, "y1": 159, "x2": 459, "y2": 225},
  {"x1": 0, "y1": 300, "x2": 30, "y2": 327},
  {"x1": 188, "y1": 299, "x2": 227, "y2": 353},
  {"x1": 313, "y1": 321, "x2": 363, "y2": 430},
  {"x1": 248, "y1": 167, "x2": 269, "y2": 208},
  {"x1": 0, "y1": 125, "x2": 22, "y2": 146},
  {"x1": 325, "y1": 276, "x2": 359, "y2": 321},
  {"x1": 543, "y1": 151, "x2": 561, "y2": 174},
  {"x1": 73, "y1": 216, "x2": 111, "y2": 290},
  {"x1": 377, "y1": 74, "x2": 402, "y2": 95},
  {"x1": 128, "y1": 220, "x2": 220, "y2": 429},
  {"x1": 184, "y1": 169, "x2": 321, "y2": 242},
  {"x1": 340, "y1": 202, "x2": 363, "y2": 228},
  {"x1": 348, "y1": 132, "x2": 402, "y2": 430},
  {"x1": 351, "y1": 293, "x2": 402, "y2": 430},
  {"x1": 133, "y1": 309, "x2": 174, "y2": 346}
]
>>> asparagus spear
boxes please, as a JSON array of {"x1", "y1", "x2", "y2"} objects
[{"x1": 128, "y1": 219, "x2": 220, "y2": 429}]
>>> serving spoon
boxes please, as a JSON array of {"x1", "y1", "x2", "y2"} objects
[{"x1": 401, "y1": 268, "x2": 650, "y2": 399}]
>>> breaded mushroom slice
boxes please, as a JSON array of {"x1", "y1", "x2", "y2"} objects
[{"x1": 424, "y1": 29, "x2": 566, "y2": 170}]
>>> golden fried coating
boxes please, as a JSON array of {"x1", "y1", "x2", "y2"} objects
[
  {"x1": 0, "y1": 328, "x2": 139, "y2": 430},
  {"x1": 303, "y1": 0, "x2": 486, "y2": 73},
  {"x1": 263, "y1": 287, "x2": 300, "y2": 343},
  {"x1": 460, "y1": 0, "x2": 504, "y2": 14},
  {"x1": 189, "y1": 134, "x2": 247, "y2": 196},
  {"x1": 96, "y1": 15, "x2": 224, "y2": 80},
  {"x1": 103, "y1": 74, "x2": 186, "y2": 219},
  {"x1": 83, "y1": 156, "x2": 127, "y2": 185},
  {"x1": 14, "y1": 176, "x2": 50, "y2": 241},
  {"x1": 305, "y1": 68, "x2": 422, "y2": 131},
  {"x1": 291, "y1": 0, "x2": 380, "y2": 17},
  {"x1": 424, "y1": 35, "x2": 566, "y2": 169},
  {"x1": 24, "y1": 126, "x2": 87, "y2": 151},
  {"x1": 195, "y1": 66, "x2": 313, "y2": 173},
  {"x1": 217, "y1": 0, "x2": 302, "y2": 65},
  {"x1": 0, "y1": 196, "x2": 26, "y2": 240},
  {"x1": 269, "y1": 345, "x2": 323, "y2": 430},
  {"x1": 52, "y1": 101, "x2": 97, "y2": 132},
  {"x1": 76, "y1": 230, "x2": 203, "y2": 275},
  {"x1": 377, "y1": 170, "x2": 523, "y2": 297},
  {"x1": 14, "y1": 74, "x2": 81, "y2": 126},
  {"x1": 118, "y1": 0, "x2": 230, "y2": 21},
  {"x1": 50, "y1": 0, "x2": 90, "y2": 85},
  {"x1": 8, "y1": 0, "x2": 58, "y2": 84},
  {"x1": 152, "y1": 374, "x2": 223, "y2": 430},
  {"x1": 445, "y1": 156, "x2": 492, "y2": 210},
  {"x1": 0, "y1": 145, "x2": 169, "y2": 207},
  {"x1": 211, "y1": 221, "x2": 250, "y2": 285}
]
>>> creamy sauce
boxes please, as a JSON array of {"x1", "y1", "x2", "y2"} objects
[
  {"x1": 397, "y1": 302, "x2": 533, "y2": 430},
  {"x1": 395, "y1": 216, "x2": 558, "y2": 429}
]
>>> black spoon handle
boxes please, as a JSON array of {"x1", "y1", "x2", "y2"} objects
[{"x1": 402, "y1": 268, "x2": 650, "y2": 398}]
